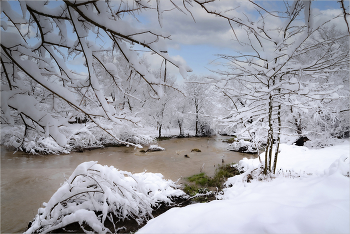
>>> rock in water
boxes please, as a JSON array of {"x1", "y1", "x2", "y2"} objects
[
  {"x1": 294, "y1": 137, "x2": 309, "y2": 146},
  {"x1": 146, "y1": 145, "x2": 165, "y2": 152},
  {"x1": 191, "y1": 148, "x2": 201, "y2": 152}
]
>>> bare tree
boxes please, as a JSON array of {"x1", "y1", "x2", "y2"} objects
[
  {"x1": 190, "y1": 0, "x2": 349, "y2": 174},
  {"x1": 185, "y1": 75, "x2": 214, "y2": 136}
]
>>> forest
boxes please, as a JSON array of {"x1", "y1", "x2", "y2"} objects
[{"x1": 1, "y1": 0, "x2": 349, "y2": 233}]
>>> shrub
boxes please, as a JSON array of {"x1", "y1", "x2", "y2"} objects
[{"x1": 25, "y1": 161, "x2": 186, "y2": 233}]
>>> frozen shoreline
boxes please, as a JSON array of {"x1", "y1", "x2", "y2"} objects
[
  {"x1": 21, "y1": 140, "x2": 349, "y2": 233},
  {"x1": 138, "y1": 141, "x2": 350, "y2": 233}
]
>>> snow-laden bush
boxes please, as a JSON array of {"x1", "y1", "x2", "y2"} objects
[
  {"x1": 227, "y1": 139, "x2": 258, "y2": 153},
  {"x1": 67, "y1": 124, "x2": 101, "y2": 148},
  {"x1": 1, "y1": 125, "x2": 69, "y2": 154},
  {"x1": 1, "y1": 119, "x2": 156, "y2": 154},
  {"x1": 1, "y1": 125, "x2": 25, "y2": 148},
  {"x1": 25, "y1": 161, "x2": 186, "y2": 234},
  {"x1": 65, "y1": 122, "x2": 155, "y2": 150},
  {"x1": 117, "y1": 125, "x2": 155, "y2": 145},
  {"x1": 35, "y1": 137, "x2": 70, "y2": 154},
  {"x1": 130, "y1": 134, "x2": 155, "y2": 146}
]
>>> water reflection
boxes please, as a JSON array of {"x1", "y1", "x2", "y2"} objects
[{"x1": 1, "y1": 136, "x2": 256, "y2": 233}]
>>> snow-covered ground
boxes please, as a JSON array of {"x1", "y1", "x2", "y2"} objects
[{"x1": 137, "y1": 141, "x2": 350, "y2": 233}]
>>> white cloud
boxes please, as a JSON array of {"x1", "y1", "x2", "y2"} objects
[
  {"x1": 127, "y1": 1, "x2": 348, "y2": 76},
  {"x1": 135, "y1": 1, "x2": 348, "y2": 51},
  {"x1": 142, "y1": 52, "x2": 188, "y2": 79},
  {"x1": 131, "y1": 0, "x2": 259, "y2": 51}
]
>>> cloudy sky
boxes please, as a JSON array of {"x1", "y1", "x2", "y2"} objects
[
  {"x1": 6, "y1": 0, "x2": 349, "y2": 81},
  {"x1": 134, "y1": 0, "x2": 348, "y2": 81}
]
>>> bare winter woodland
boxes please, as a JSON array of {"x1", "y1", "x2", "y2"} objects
[{"x1": 1, "y1": 1, "x2": 349, "y2": 233}]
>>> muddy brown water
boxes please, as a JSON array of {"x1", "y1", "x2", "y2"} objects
[{"x1": 1, "y1": 136, "x2": 256, "y2": 233}]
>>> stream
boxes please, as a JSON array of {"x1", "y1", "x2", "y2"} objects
[{"x1": 1, "y1": 136, "x2": 257, "y2": 233}]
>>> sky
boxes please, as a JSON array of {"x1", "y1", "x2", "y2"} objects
[
  {"x1": 4, "y1": 0, "x2": 349, "y2": 82},
  {"x1": 135, "y1": 0, "x2": 349, "y2": 81}
]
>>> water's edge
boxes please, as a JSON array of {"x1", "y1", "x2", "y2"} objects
[{"x1": 1, "y1": 136, "x2": 256, "y2": 233}]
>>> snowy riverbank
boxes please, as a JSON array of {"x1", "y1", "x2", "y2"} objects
[
  {"x1": 22, "y1": 140, "x2": 349, "y2": 233},
  {"x1": 138, "y1": 141, "x2": 350, "y2": 233},
  {"x1": 0, "y1": 124, "x2": 196, "y2": 154}
]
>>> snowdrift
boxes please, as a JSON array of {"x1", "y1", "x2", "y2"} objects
[
  {"x1": 25, "y1": 161, "x2": 186, "y2": 234},
  {"x1": 138, "y1": 142, "x2": 350, "y2": 233}
]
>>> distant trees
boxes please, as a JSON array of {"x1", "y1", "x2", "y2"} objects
[
  {"x1": 141, "y1": 73, "x2": 178, "y2": 138},
  {"x1": 290, "y1": 26, "x2": 350, "y2": 144},
  {"x1": 1, "y1": 0, "x2": 348, "y2": 157},
  {"x1": 1, "y1": 1, "x2": 191, "y2": 151},
  {"x1": 193, "y1": 0, "x2": 349, "y2": 174},
  {"x1": 184, "y1": 75, "x2": 215, "y2": 136},
  {"x1": 171, "y1": 93, "x2": 187, "y2": 136}
]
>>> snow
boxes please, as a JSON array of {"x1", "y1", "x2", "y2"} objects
[
  {"x1": 148, "y1": 145, "x2": 165, "y2": 151},
  {"x1": 137, "y1": 141, "x2": 350, "y2": 233},
  {"x1": 2, "y1": 0, "x2": 196, "y2": 153},
  {"x1": 227, "y1": 139, "x2": 258, "y2": 153},
  {"x1": 25, "y1": 161, "x2": 187, "y2": 234},
  {"x1": 1, "y1": 1, "x2": 27, "y2": 24},
  {"x1": 266, "y1": 143, "x2": 349, "y2": 175},
  {"x1": 1, "y1": 20, "x2": 8, "y2": 30},
  {"x1": 0, "y1": 31, "x2": 26, "y2": 48},
  {"x1": 2, "y1": 0, "x2": 349, "y2": 231},
  {"x1": 4, "y1": 93, "x2": 69, "y2": 146}
]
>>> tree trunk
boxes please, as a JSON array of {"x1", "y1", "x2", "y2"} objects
[
  {"x1": 291, "y1": 106, "x2": 302, "y2": 134},
  {"x1": 273, "y1": 75, "x2": 282, "y2": 173},
  {"x1": 264, "y1": 137, "x2": 270, "y2": 175},
  {"x1": 178, "y1": 120, "x2": 183, "y2": 136},
  {"x1": 273, "y1": 105, "x2": 281, "y2": 174},
  {"x1": 158, "y1": 124, "x2": 162, "y2": 138},
  {"x1": 195, "y1": 99, "x2": 199, "y2": 136},
  {"x1": 264, "y1": 94, "x2": 274, "y2": 174},
  {"x1": 268, "y1": 133, "x2": 273, "y2": 171}
]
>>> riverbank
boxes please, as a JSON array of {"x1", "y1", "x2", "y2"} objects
[
  {"x1": 137, "y1": 140, "x2": 350, "y2": 233},
  {"x1": 4, "y1": 138, "x2": 348, "y2": 233},
  {"x1": 0, "y1": 124, "x2": 205, "y2": 154},
  {"x1": 25, "y1": 162, "x2": 241, "y2": 234},
  {"x1": 1, "y1": 136, "x2": 254, "y2": 233}
]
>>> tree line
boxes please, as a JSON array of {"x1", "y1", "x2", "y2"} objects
[{"x1": 1, "y1": 1, "x2": 349, "y2": 174}]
